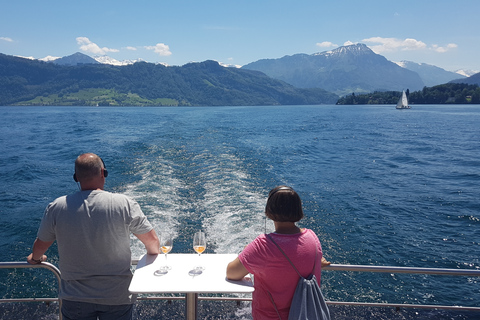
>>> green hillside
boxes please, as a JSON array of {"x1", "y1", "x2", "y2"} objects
[
  {"x1": 0, "y1": 54, "x2": 339, "y2": 106},
  {"x1": 336, "y1": 84, "x2": 480, "y2": 105}
]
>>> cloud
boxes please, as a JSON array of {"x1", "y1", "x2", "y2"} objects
[
  {"x1": 126, "y1": 46, "x2": 137, "y2": 51},
  {"x1": 76, "y1": 37, "x2": 119, "y2": 55},
  {"x1": 432, "y1": 43, "x2": 458, "y2": 53},
  {"x1": 361, "y1": 37, "x2": 457, "y2": 54},
  {"x1": 361, "y1": 37, "x2": 427, "y2": 53},
  {"x1": 316, "y1": 41, "x2": 339, "y2": 48},
  {"x1": 1, "y1": 37, "x2": 13, "y2": 42},
  {"x1": 144, "y1": 43, "x2": 172, "y2": 56}
]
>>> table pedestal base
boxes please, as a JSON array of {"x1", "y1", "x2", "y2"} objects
[{"x1": 185, "y1": 293, "x2": 198, "y2": 320}]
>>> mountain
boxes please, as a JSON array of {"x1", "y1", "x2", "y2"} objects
[
  {"x1": 242, "y1": 43, "x2": 425, "y2": 96},
  {"x1": 449, "y1": 72, "x2": 480, "y2": 86},
  {"x1": 395, "y1": 60, "x2": 465, "y2": 87},
  {"x1": 0, "y1": 53, "x2": 338, "y2": 106},
  {"x1": 52, "y1": 52, "x2": 99, "y2": 66},
  {"x1": 455, "y1": 69, "x2": 480, "y2": 77}
]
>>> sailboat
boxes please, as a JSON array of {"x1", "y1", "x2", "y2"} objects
[{"x1": 396, "y1": 90, "x2": 410, "y2": 109}]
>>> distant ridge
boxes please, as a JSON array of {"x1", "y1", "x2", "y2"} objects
[
  {"x1": 455, "y1": 69, "x2": 479, "y2": 77},
  {"x1": 0, "y1": 53, "x2": 338, "y2": 106},
  {"x1": 449, "y1": 72, "x2": 480, "y2": 86},
  {"x1": 39, "y1": 46, "x2": 474, "y2": 98},
  {"x1": 242, "y1": 43, "x2": 425, "y2": 96},
  {"x1": 396, "y1": 60, "x2": 465, "y2": 87}
]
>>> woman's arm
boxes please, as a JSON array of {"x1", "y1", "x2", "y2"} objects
[{"x1": 226, "y1": 257, "x2": 249, "y2": 280}]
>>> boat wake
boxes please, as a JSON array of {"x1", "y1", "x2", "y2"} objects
[{"x1": 121, "y1": 145, "x2": 271, "y2": 257}]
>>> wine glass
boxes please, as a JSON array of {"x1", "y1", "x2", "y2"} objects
[
  {"x1": 192, "y1": 231, "x2": 206, "y2": 272},
  {"x1": 154, "y1": 233, "x2": 173, "y2": 276}
]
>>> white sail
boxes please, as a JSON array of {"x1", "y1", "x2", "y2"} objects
[{"x1": 396, "y1": 91, "x2": 410, "y2": 109}]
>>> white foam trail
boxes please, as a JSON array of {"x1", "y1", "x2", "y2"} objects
[
  {"x1": 122, "y1": 156, "x2": 188, "y2": 257},
  {"x1": 122, "y1": 149, "x2": 273, "y2": 257},
  {"x1": 195, "y1": 152, "x2": 273, "y2": 254}
]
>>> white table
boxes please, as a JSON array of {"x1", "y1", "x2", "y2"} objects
[{"x1": 129, "y1": 253, "x2": 254, "y2": 320}]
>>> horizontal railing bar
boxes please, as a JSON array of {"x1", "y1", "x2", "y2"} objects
[
  {"x1": 326, "y1": 301, "x2": 480, "y2": 312},
  {"x1": 137, "y1": 296, "x2": 185, "y2": 301},
  {"x1": 136, "y1": 296, "x2": 251, "y2": 302},
  {"x1": 135, "y1": 296, "x2": 480, "y2": 312},
  {"x1": 0, "y1": 298, "x2": 58, "y2": 303},
  {"x1": 6, "y1": 295, "x2": 476, "y2": 313},
  {"x1": 323, "y1": 264, "x2": 480, "y2": 277}
]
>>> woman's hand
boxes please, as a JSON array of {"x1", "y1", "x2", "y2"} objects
[{"x1": 321, "y1": 256, "x2": 331, "y2": 267}]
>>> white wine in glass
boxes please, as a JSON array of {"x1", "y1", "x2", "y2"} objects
[
  {"x1": 193, "y1": 231, "x2": 206, "y2": 272},
  {"x1": 154, "y1": 233, "x2": 173, "y2": 276}
]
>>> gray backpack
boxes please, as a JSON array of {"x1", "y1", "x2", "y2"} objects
[{"x1": 267, "y1": 234, "x2": 331, "y2": 320}]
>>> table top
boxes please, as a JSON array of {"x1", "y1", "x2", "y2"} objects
[{"x1": 129, "y1": 253, "x2": 254, "y2": 294}]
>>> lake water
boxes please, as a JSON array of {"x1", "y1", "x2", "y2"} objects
[{"x1": 0, "y1": 105, "x2": 479, "y2": 319}]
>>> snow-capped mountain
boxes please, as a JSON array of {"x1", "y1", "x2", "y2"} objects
[
  {"x1": 93, "y1": 55, "x2": 144, "y2": 66},
  {"x1": 395, "y1": 60, "x2": 465, "y2": 87},
  {"x1": 455, "y1": 69, "x2": 480, "y2": 77},
  {"x1": 39, "y1": 55, "x2": 61, "y2": 62},
  {"x1": 315, "y1": 43, "x2": 373, "y2": 58},
  {"x1": 243, "y1": 43, "x2": 424, "y2": 96},
  {"x1": 48, "y1": 52, "x2": 145, "y2": 66},
  {"x1": 41, "y1": 50, "x2": 478, "y2": 94}
]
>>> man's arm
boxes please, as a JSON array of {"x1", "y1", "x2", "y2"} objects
[
  {"x1": 27, "y1": 238, "x2": 54, "y2": 264},
  {"x1": 134, "y1": 229, "x2": 160, "y2": 255}
]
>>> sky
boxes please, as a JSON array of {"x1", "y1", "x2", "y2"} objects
[{"x1": 1, "y1": 0, "x2": 479, "y2": 72}]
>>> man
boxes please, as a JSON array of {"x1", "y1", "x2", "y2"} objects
[{"x1": 27, "y1": 153, "x2": 160, "y2": 320}]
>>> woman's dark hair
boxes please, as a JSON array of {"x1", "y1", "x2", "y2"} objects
[{"x1": 265, "y1": 186, "x2": 304, "y2": 222}]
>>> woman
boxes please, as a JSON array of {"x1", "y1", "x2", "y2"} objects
[{"x1": 227, "y1": 186, "x2": 330, "y2": 319}]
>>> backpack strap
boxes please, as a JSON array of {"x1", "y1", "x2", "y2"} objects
[{"x1": 267, "y1": 290, "x2": 283, "y2": 320}]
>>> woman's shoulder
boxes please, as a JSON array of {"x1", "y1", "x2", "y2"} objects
[
  {"x1": 302, "y1": 228, "x2": 315, "y2": 235},
  {"x1": 300, "y1": 228, "x2": 320, "y2": 242}
]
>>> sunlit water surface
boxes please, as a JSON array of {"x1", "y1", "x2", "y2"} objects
[{"x1": 1, "y1": 105, "x2": 479, "y2": 319}]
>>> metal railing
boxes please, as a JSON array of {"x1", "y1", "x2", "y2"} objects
[
  {"x1": 131, "y1": 260, "x2": 480, "y2": 312},
  {"x1": 322, "y1": 264, "x2": 480, "y2": 312},
  {"x1": 1, "y1": 260, "x2": 479, "y2": 320},
  {"x1": 0, "y1": 261, "x2": 63, "y2": 319}
]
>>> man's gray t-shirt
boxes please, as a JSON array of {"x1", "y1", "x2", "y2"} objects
[{"x1": 37, "y1": 190, "x2": 153, "y2": 305}]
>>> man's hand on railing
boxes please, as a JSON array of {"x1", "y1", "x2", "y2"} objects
[{"x1": 27, "y1": 253, "x2": 47, "y2": 265}]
